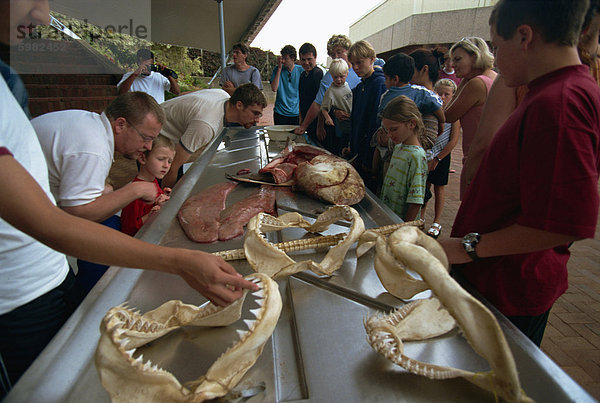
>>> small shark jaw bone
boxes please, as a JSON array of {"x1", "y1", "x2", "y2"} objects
[
  {"x1": 365, "y1": 226, "x2": 532, "y2": 403},
  {"x1": 244, "y1": 205, "x2": 365, "y2": 279},
  {"x1": 95, "y1": 273, "x2": 282, "y2": 403}
]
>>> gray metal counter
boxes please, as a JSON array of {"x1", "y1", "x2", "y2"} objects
[{"x1": 6, "y1": 127, "x2": 594, "y2": 402}]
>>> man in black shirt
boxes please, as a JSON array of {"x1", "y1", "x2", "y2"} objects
[{"x1": 298, "y1": 43, "x2": 324, "y2": 142}]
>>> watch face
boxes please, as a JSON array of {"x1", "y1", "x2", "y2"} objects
[
  {"x1": 462, "y1": 232, "x2": 481, "y2": 253},
  {"x1": 464, "y1": 233, "x2": 479, "y2": 243}
]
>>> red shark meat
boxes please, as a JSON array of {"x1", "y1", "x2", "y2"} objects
[
  {"x1": 218, "y1": 186, "x2": 276, "y2": 241},
  {"x1": 177, "y1": 182, "x2": 237, "y2": 243},
  {"x1": 259, "y1": 144, "x2": 329, "y2": 184}
]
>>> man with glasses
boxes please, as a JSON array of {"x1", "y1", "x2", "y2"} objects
[
  {"x1": 159, "y1": 83, "x2": 267, "y2": 187},
  {"x1": 32, "y1": 92, "x2": 164, "y2": 223},
  {"x1": 31, "y1": 92, "x2": 166, "y2": 290}
]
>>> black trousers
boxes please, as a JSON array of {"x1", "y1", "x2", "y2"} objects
[
  {"x1": 76, "y1": 215, "x2": 121, "y2": 293},
  {"x1": 273, "y1": 112, "x2": 299, "y2": 126},
  {"x1": 0, "y1": 268, "x2": 85, "y2": 398},
  {"x1": 507, "y1": 309, "x2": 551, "y2": 347}
]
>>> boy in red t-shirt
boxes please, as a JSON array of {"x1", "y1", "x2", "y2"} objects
[
  {"x1": 440, "y1": 0, "x2": 600, "y2": 346},
  {"x1": 121, "y1": 135, "x2": 175, "y2": 235}
]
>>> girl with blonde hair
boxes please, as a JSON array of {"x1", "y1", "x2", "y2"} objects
[{"x1": 379, "y1": 96, "x2": 428, "y2": 221}]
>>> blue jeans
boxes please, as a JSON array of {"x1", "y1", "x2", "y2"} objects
[{"x1": 76, "y1": 215, "x2": 121, "y2": 294}]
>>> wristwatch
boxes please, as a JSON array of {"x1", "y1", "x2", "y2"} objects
[{"x1": 461, "y1": 232, "x2": 481, "y2": 262}]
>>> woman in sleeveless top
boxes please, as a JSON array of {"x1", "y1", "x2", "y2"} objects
[{"x1": 444, "y1": 37, "x2": 497, "y2": 199}]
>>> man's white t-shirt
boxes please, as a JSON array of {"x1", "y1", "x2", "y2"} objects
[
  {"x1": 31, "y1": 110, "x2": 114, "y2": 207},
  {"x1": 0, "y1": 77, "x2": 69, "y2": 314},
  {"x1": 160, "y1": 89, "x2": 229, "y2": 153},
  {"x1": 118, "y1": 71, "x2": 171, "y2": 103}
]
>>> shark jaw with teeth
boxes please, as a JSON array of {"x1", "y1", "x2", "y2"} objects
[{"x1": 95, "y1": 273, "x2": 282, "y2": 402}]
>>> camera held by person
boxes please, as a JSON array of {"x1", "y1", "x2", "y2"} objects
[
  {"x1": 117, "y1": 48, "x2": 181, "y2": 103},
  {"x1": 147, "y1": 63, "x2": 178, "y2": 79}
]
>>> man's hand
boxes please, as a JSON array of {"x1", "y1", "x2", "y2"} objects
[
  {"x1": 222, "y1": 80, "x2": 235, "y2": 95},
  {"x1": 277, "y1": 56, "x2": 283, "y2": 69},
  {"x1": 428, "y1": 159, "x2": 439, "y2": 172},
  {"x1": 325, "y1": 117, "x2": 334, "y2": 126},
  {"x1": 375, "y1": 127, "x2": 389, "y2": 147},
  {"x1": 333, "y1": 110, "x2": 350, "y2": 120},
  {"x1": 135, "y1": 59, "x2": 152, "y2": 76},
  {"x1": 128, "y1": 181, "x2": 160, "y2": 203},
  {"x1": 177, "y1": 251, "x2": 260, "y2": 306},
  {"x1": 294, "y1": 126, "x2": 306, "y2": 135}
]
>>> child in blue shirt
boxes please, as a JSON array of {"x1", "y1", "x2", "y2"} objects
[
  {"x1": 372, "y1": 53, "x2": 445, "y2": 192},
  {"x1": 345, "y1": 40, "x2": 387, "y2": 191},
  {"x1": 378, "y1": 52, "x2": 445, "y2": 144}
]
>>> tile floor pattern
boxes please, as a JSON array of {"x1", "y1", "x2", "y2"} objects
[{"x1": 259, "y1": 103, "x2": 600, "y2": 399}]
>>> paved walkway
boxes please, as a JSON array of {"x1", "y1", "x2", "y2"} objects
[{"x1": 259, "y1": 103, "x2": 600, "y2": 399}]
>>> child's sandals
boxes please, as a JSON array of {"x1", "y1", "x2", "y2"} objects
[{"x1": 427, "y1": 223, "x2": 442, "y2": 239}]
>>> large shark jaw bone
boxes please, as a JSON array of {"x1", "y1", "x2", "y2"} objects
[
  {"x1": 95, "y1": 273, "x2": 282, "y2": 402},
  {"x1": 365, "y1": 226, "x2": 532, "y2": 402},
  {"x1": 371, "y1": 224, "x2": 449, "y2": 300},
  {"x1": 244, "y1": 205, "x2": 365, "y2": 279}
]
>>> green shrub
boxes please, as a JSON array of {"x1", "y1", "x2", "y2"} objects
[{"x1": 38, "y1": 12, "x2": 278, "y2": 91}]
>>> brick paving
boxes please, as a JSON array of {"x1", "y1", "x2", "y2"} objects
[{"x1": 260, "y1": 101, "x2": 600, "y2": 399}]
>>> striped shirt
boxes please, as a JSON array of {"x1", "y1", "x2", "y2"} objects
[{"x1": 426, "y1": 120, "x2": 452, "y2": 160}]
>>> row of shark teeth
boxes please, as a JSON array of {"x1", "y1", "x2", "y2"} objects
[
  {"x1": 364, "y1": 314, "x2": 400, "y2": 355},
  {"x1": 366, "y1": 328, "x2": 400, "y2": 355},
  {"x1": 107, "y1": 305, "x2": 166, "y2": 334},
  {"x1": 233, "y1": 275, "x2": 267, "y2": 342},
  {"x1": 109, "y1": 276, "x2": 268, "y2": 378},
  {"x1": 258, "y1": 214, "x2": 281, "y2": 227},
  {"x1": 364, "y1": 324, "x2": 445, "y2": 379},
  {"x1": 368, "y1": 306, "x2": 411, "y2": 327}
]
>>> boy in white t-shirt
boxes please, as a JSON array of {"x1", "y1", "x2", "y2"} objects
[{"x1": 320, "y1": 58, "x2": 352, "y2": 156}]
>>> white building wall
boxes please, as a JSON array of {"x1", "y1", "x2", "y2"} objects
[{"x1": 350, "y1": 0, "x2": 498, "y2": 54}]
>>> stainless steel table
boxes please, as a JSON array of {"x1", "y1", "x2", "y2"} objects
[{"x1": 6, "y1": 127, "x2": 594, "y2": 402}]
